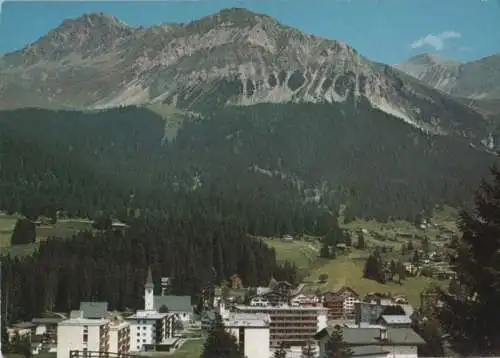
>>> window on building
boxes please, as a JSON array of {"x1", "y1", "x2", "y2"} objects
[{"x1": 83, "y1": 334, "x2": 88, "y2": 343}]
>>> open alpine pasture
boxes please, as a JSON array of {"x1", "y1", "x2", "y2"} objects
[{"x1": 0, "y1": 213, "x2": 93, "y2": 257}]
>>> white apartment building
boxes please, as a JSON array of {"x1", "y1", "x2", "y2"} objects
[
  {"x1": 125, "y1": 310, "x2": 175, "y2": 352},
  {"x1": 233, "y1": 305, "x2": 328, "y2": 349},
  {"x1": 56, "y1": 311, "x2": 109, "y2": 358},
  {"x1": 224, "y1": 313, "x2": 271, "y2": 358},
  {"x1": 108, "y1": 318, "x2": 131, "y2": 355}
]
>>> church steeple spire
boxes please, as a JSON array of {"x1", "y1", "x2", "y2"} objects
[
  {"x1": 144, "y1": 266, "x2": 154, "y2": 311},
  {"x1": 144, "y1": 266, "x2": 155, "y2": 288},
  {"x1": 145, "y1": 266, "x2": 154, "y2": 289}
]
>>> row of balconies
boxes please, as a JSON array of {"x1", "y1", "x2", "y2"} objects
[
  {"x1": 270, "y1": 317, "x2": 317, "y2": 322},
  {"x1": 271, "y1": 329, "x2": 316, "y2": 334},
  {"x1": 271, "y1": 334, "x2": 315, "y2": 339},
  {"x1": 269, "y1": 324, "x2": 318, "y2": 331}
]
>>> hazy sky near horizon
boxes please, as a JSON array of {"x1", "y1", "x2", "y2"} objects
[{"x1": 0, "y1": 0, "x2": 499, "y2": 64}]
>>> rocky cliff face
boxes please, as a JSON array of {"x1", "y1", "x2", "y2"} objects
[
  {"x1": 0, "y1": 8, "x2": 490, "y2": 140},
  {"x1": 395, "y1": 53, "x2": 500, "y2": 100}
]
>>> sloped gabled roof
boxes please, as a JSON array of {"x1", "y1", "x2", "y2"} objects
[
  {"x1": 154, "y1": 295, "x2": 193, "y2": 313},
  {"x1": 80, "y1": 301, "x2": 109, "y2": 319}
]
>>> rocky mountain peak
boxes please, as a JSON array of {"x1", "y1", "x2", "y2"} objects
[
  {"x1": 395, "y1": 53, "x2": 461, "y2": 72},
  {"x1": 395, "y1": 52, "x2": 500, "y2": 100},
  {"x1": 188, "y1": 7, "x2": 276, "y2": 28},
  {"x1": 7, "y1": 12, "x2": 134, "y2": 66}
]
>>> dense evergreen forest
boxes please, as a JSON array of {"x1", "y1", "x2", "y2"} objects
[
  {"x1": 0, "y1": 101, "x2": 495, "y2": 223},
  {"x1": 1, "y1": 212, "x2": 298, "y2": 322}
]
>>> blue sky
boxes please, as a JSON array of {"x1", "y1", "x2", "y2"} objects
[{"x1": 0, "y1": 0, "x2": 499, "y2": 64}]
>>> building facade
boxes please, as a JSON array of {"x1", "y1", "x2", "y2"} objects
[
  {"x1": 323, "y1": 286, "x2": 359, "y2": 320},
  {"x1": 108, "y1": 320, "x2": 130, "y2": 355},
  {"x1": 224, "y1": 313, "x2": 270, "y2": 358},
  {"x1": 125, "y1": 310, "x2": 174, "y2": 352},
  {"x1": 56, "y1": 312, "x2": 109, "y2": 358},
  {"x1": 233, "y1": 305, "x2": 328, "y2": 348}
]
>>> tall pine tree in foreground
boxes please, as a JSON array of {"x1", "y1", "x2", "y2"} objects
[
  {"x1": 325, "y1": 326, "x2": 353, "y2": 358},
  {"x1": 438, "y1": 166, "x2": 500, "y2": 355},
  {"x1": 201, "y1": 313, "x2": 244, "y2": 358}
]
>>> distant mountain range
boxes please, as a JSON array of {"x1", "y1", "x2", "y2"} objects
[
  {"x1": 0, "y1": 9, "x2": 497, "y2": 141},
  {"x1": 394, "y1": 53, "x2": 500, "y2": 119},
  {"x1": 395, "y1": 53, "x2": 500, "y2": 100}
]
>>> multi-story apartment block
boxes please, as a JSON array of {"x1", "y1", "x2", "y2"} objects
[
  {"x1": 233, "y1": 305, "x2": 327, "y2": 348},
  {"x1": 56, "y1": 311, "x2": 110, "y2": 358},
  {"x1": 125, "y1": 310, "x2": 175, "y2": 352},
  {"x1": 224, "y1": 313, "x2": 270, "y2": 358},
  {"x1": 108, "y1": 318, "x2": 131, "y2": 355}
]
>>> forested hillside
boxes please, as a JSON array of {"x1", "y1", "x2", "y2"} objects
[
  {"x1": 0, "y1": 102, "x2": 495, "y2": 224},
  {"x1": 1, "y1": 214, "x2": 298, "y2": 321}
]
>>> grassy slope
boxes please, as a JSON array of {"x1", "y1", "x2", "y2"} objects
[
  {"x1": 263, "y1": 207, "x2": 457, "y2": 306},
  {"x1": 170, "y1": 339, "x2": 205, "y2": 358},
  {"x1": 143, "y1": 103, "x2": 195, "y2": 143},
  {"x1": 258, "y1": 237, "x2": 319, "y2": 270},
  {"x1": 304, "y1": 250, "x2": 443, "y2": 306},
  {"x1": 0, "y1": 214, "x2": 93, "y2": 256}
]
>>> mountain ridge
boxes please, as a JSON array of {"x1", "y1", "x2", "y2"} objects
[
  {"x1": 395, "y1": 52, "x2": 500, "y2": 100},
  {"x1": 0, "y1": 8, "x2": 492, "y2": 143}
]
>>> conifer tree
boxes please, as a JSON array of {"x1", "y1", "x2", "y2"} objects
[
  {"x1": 438, "y1": 167, "x2": 500, "y2": 355},
  {"x1": 325, "y1": 326, "x2": 353, "y2": 358},
  {"x1": 363, "y1": 249, "x2": 384, "y2": 283},
  {"x1": 1, "y1": 322, "x2": 10, "y2": 353},
  {"x1": 356, "y1": 232, "x2": 365, "y2": 249},
  {"x1": 301, "y1": 339, "x2": 317, "y2": 358},
  {"x1": 201, "y1": 313, "x2": 244, "y2": 358}
]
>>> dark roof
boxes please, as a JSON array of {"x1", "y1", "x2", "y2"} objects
[
  {"x1": 261, "y1": 291, "x2": 287, "y2": 298},
  {"x1": 154, "y1": 295, "x2": 193, "y2": 313},
  {"x1": 315, "y1": 327, "x2": 425, "y2": 346},
  {"x1": 12, "y1": 322, "x2": 36, "y2": 329},
  {"x1": 323, "y1": 286, "x2": 359, "y2": 301},
  {"x1": 32, "y1": 318, "x2": 63, "y2": 325},
  {"x1": 337, "y1": 286, "x2": 359, "y2": 297},
  {"x1": 79, "y1": 302, "x2": 108, "y2": 319},
  {"x1": 30, "y1": 335, "x2": 45, "y2": 344},
  {"x1": 352, "y1": 346, "x2": 390, "y2": 357},
  {"x1": 275, "y1": 281, "x2": 293, "y2": 287}
]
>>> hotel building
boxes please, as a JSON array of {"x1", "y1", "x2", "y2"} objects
[{"x1": 233, "y1": 305, "x2": 328, "y2": 348}]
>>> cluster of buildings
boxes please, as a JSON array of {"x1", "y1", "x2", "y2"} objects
[
  {"x1": 7, "y1": 271, "x2": 435, "y2": 358},
  {"x1": 8, "y1": 268, "x2": 194, "y2": 358},
  {"x1": 200, "y1": 278, "x2": 430, "y2": 358}
]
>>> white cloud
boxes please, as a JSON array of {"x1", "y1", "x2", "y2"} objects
[{"x1": 410, "y1": 31, "x2": 461, "y2": 51}]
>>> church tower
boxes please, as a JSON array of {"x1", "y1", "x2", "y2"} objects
[{"x1": 144, "y1": 267, "x2": 154, "y2": 311}]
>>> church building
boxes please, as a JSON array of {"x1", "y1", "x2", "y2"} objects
[{"x1": 144, "y1": 267, "x2": 194, "y2": 324}]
